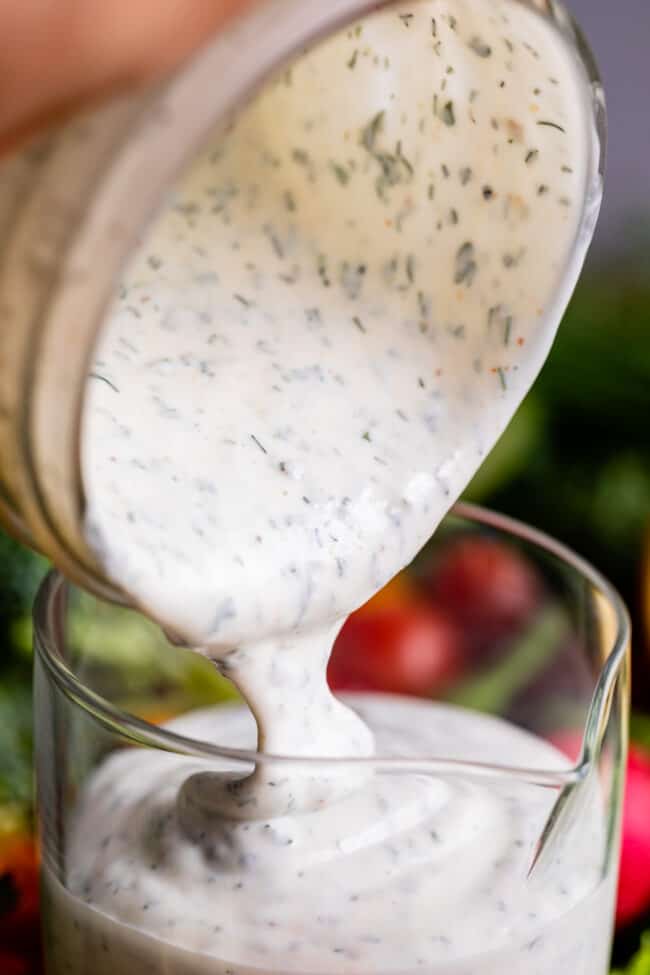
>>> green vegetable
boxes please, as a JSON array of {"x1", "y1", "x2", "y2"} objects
[
  {"x1": 446, "y1": 606, "x2": 569, "y2": 714},
  {"x1": 463, "y1": 396, "x2": 545, "y2": 503},
  {"x1": 0, "y1": 529, "x2": 47, "y2": 650},
  {"x1": 612, "y1": 933, "x2": 650, "y2": 974},
  {"x1": 537, "y1": 274, "x2": 650, "y2": 448},
  {"x1": 0, "y1": 679, "x2": 33, "y2": 830}
]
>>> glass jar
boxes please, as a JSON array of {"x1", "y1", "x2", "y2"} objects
[
  {"x1": 0, "y1": 0, "x2": 605, "y2": 610},
  {"x1": 34, "y1": 504, "x2": 630, "y2": 974}
]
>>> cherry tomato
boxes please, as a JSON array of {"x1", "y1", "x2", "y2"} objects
[
  {"x1": 617, "y1": 745, "x2": 650, "y2": 927},
  {"x1": 426, "y1": 535, "x2": 542, "y2": 643},
  {"x1": 0, "y1": 951, "x2": 29, "y2": 975},
  {"x1": 0, "y1": 836, "x2": 39, "y2": 941},
  {"x1": 329, "y1": 603, "x2": 462, "y2": 696}
]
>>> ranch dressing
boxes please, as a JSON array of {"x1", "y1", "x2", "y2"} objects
[{"x1": 47, "y1": 1, "x2": 608, "y2": 972}]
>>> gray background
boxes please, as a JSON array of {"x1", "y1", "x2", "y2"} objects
[{"x1": 569, "y1": 0, "x2": 650, "y2": 257}]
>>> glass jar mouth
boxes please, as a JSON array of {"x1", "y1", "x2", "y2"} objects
[{"x1": 33, "y1": 502, "x2": 630, "y2": 785}]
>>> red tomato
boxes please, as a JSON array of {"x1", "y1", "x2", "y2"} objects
[
  {"x1": 617, "y1": 745, "x2": 650, "y2": 927},
  {"x1": 0, "y1": 951, "x2": 29, "y2": 975},
  {"x1": 328, "y1": 603, "x2": 462, "y2": 696},
  {"x1": 426, "y1": 536, "x2": 542, "y2": 643},
  {"x1": 0, "y1": 836, "x2": 40, "y2": 942},
  {"x1": 550, "y1": 734, "x2": 650, "y2": 929}
]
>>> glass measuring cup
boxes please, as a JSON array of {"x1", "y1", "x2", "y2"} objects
[{"x1": 34, "y1": 504, "x2": 629, "y2": 974}]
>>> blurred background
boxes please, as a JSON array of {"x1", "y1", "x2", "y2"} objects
[{"x1": 1, "y1": 2, "x2": 649, "y2": 973}]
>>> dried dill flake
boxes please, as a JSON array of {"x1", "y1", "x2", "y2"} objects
[
  {"x1": 361, "y1": 111, "x2": 385, "y2": 152},
  {"x1": 454, "y1": 242, "x2": 478, "y2": 286},
  {"x1": 360, "y1": 111, "x2": 414, "y2": 200},
  {"x1": 488, "y1": 304, "x2": 514, "y2": 345},
  {"x1": 537, "y1": 120, "x2": 566, "y2": 133},
  {"x1": 291, "y1": 148, "x2": 310, "y2": 166},
  {"x1": 441, "y1": 101, "x2": 456, "y2": 126},
  {"x1": 468, "y1": 36, "x2": 492, "y2": 58},
  {"x1": 329, "y1": 161, "x2": 350, "y2": 186}
]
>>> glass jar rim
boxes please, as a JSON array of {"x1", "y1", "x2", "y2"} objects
[{"x1": 33, "y1": 502, "x2": 630, "y2": 785}]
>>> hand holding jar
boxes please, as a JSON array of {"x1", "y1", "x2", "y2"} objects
[{"x1": 0, "y1": 0, "x2": 254, "y2": 154}]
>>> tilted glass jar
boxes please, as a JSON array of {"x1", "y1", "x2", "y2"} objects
[{"x1": 0, "y1": 0, "x2": 606, "y2": 606}]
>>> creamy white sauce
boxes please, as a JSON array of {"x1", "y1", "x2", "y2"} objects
[
  {"x1": 49, "y1": 1, "x2": 609, "y2": 972},
  {"x1": 45, "y1": 698, "x2": 614, "y2": 974}
]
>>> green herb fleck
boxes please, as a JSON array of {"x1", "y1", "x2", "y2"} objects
[
  {"x1": 488, "y1": 305, "x2": 513, "y2": 345},
  {"x1": 469, "y1": 36, "x2": 492, "y2": 58},
  {"x1": 537, "y1": 120, "x2": 566, "y2": 133},
  {"x1": 251, "y1": 434, "x2": 268, "y2": 454},
  {"x1": 347, "y1": 49, "x2": 359, "y2": 70},
  {"x1": 441, "y1": 100, "x2": 456, "y2": 126},
  {"x1": 454, "y1": 242, "x2": 477, "y2": 286},
  {"x1": 406, "y1": 254, "x2": 416, "y2": 284},
  {"x1": 263, "y1": 225, "x2": 285, "y2": 259},
  {"x1": 89, "y1": 373, "x2": 119, "y2": 393},
  {"x1": 317, "y1": 254, "x2": 332, "y2": 287},
  {"x1": 396, "y1": 141, "x2": 414, "y2": 175},
  {"x1": 361, "y1": 111, "x2": 385, "y2": 153},
  {"x1": 292, "y1": 148, "x2": 311, "y2": 166},
  {"x1": 330, "y1": 161, "x2": 350, "y2": 186}
]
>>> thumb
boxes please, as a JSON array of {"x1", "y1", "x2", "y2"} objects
[{"x1": 0, "y1": 0, "x2": 254, "y2": 155}]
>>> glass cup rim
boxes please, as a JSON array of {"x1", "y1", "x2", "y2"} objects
[{"x1": 33, "y1": 502, "x2": 630, "y2": 786}]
